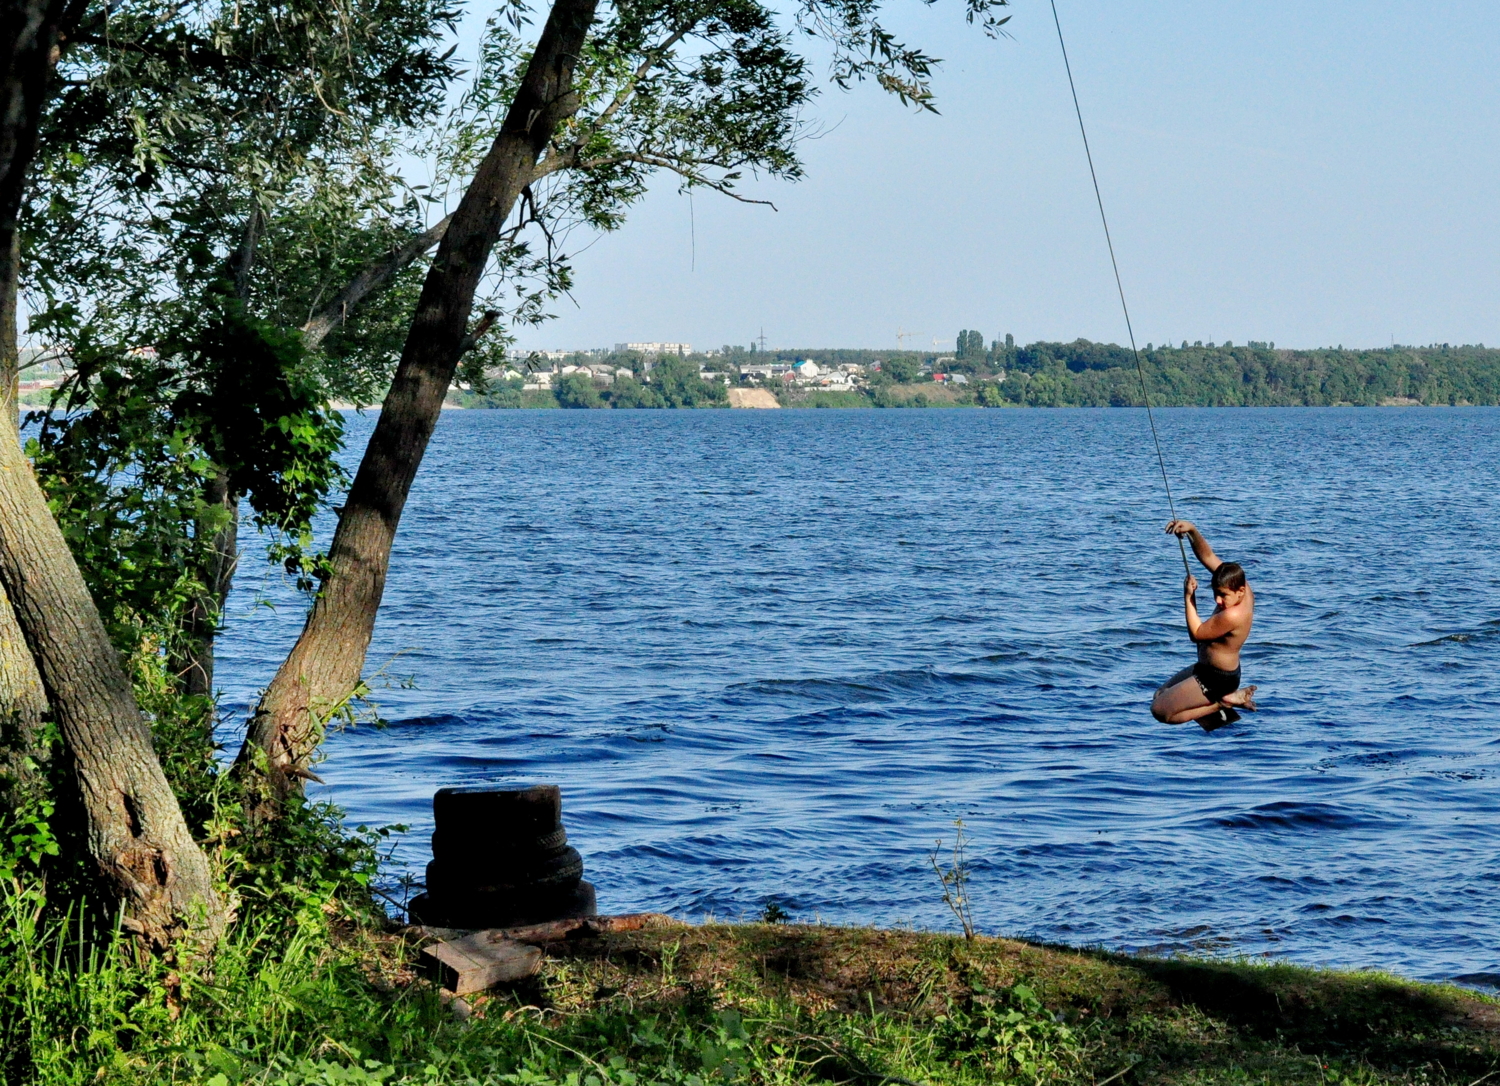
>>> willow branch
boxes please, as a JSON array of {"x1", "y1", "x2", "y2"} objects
[
  {"x1": 300, "y1": 215, "x2": 451, "y2": 350},
  {"x1": 566, "y1": 150, "x2": 777, "y2": 207},
  {"x1": 535, "y1": 19, "x2": 697, "y2": 176},
  {"x1": 457, "y1": 309, "x2": 500, "y2": 356}
]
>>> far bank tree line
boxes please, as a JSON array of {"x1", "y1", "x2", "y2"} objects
[
  {"x1": 466, "y1": 338, "x2": 1500, "y2": 409},
  {"x1": 943, "y1": 335, "x2": 1500, "y2": 407},
  {"x1": 984, "y1": 339, "x2": 1500, "y2": 407}
]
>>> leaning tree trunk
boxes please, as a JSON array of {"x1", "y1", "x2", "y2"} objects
[
  {"x1": 0, "y1": 0, "x2": 228, "y2": 942},
  {"x1": 170, "y1": 213, "x2": 260, "y2": 698},
  {"x1": 0, "y1": 430, "x2": 230, "y2": 942},
  {"x1": 233, "y1": 0, "x2": 597, "y2": 818},
  {"x1": 0, "y1": 233, "x2": 46, "y2": 809},
  {"x1": 0, "y1": 574, "x2": 45, "y2": 808},
  {"x1": 0, "y1": 258, "x2": 228, "y2": 942}
]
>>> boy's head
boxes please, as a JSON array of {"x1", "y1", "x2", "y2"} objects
[{"x1": 1211, "y1": 562, "x2": 1247, "y2": 602}]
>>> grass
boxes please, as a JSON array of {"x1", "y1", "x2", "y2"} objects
[
  {"x1": 778, "y1": 385, "x2": 979, "y2": 408},
  {"x1": 874, "y1": 383, "x2": 972, "y2": 407},
  {"x1": 779, "y1": 390, "x2": 872, "y2": 408},
  {"x1": 513, "y1": 924, "x2": 1500, "y2": 1086},
  {"x1": 4, "y1": 883, "x2": 1496, "y2": 1085}
]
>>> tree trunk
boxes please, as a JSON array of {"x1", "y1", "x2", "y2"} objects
[
  {"x1": 0, "y1": 557, "x2": 46, "y2": 808},
  {"x1": 170, "y1": 473, "x2": 238, "y2": 698},
  {"x1": 0, "y1": 0, "x2": 228, "y2": 942},
  {"x1": 0, "y1": 430, "x2": 230, "y2": 942},
  {"x1": 0, "y1": 228, "x2": 19, "y2": 409},
  {"x1": 0, "y1": 107, "x2": 46, "y2": 815},
  {"x1": 169, "y1": 211, "x2": 258, "y2": 699},
  {"x1": 233, "y1": 0, "x2": 597, "y2": 816},
  {"x1": 0, "y1": 232, "x2": 45, "y2": 808}
]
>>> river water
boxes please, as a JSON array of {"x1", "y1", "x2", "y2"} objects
[{"x1": 215, "y1": 407, "x2": 1500, "y2": 988}]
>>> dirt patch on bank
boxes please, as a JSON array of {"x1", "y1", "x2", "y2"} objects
[{"x1": 728, "y1": 387, "x2": 780, "y2": 408}]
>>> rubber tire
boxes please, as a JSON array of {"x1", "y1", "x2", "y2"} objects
[
  {"x1": 411, "y1": 881, "x2": 597, "y2": 930},
  {"x1": 406, "y1": 892, "x2": 439, "y2": 927},
  {"x1": 433, "y1": 784, "x2": 561, "y2": 837},
  {"x1": 430, "y1": 825, "x2": 568, "y2": 863},
  {"x1": 426, "y1": 847, "x2": 583, "y2": 896}
]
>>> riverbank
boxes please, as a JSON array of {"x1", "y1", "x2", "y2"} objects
[
  {"x1": 439, "y1": 340, "x2": 1500, "y2": 409},
  {"x1": 380, "y1": 921, "x2": 1500, "y2": 1085},
  {"x1": 437, "y1": 387, "x2": 1495, "y2": 410},
  {"x1": 21, "y1": 909, "x2": 1493, "y2": 1085}
]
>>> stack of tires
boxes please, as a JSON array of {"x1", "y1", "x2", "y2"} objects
[{"x1": 409, "y1": 784, "x2": 596, "y2": 929}]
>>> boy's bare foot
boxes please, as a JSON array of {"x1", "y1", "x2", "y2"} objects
[{"x1": 1221, "y1": 685, "x2": 1258, "y2": 712}]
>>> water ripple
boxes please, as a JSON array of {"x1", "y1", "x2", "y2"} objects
[{"x1": 215, "y1": 407, "x2": 1500, "y2": 989}]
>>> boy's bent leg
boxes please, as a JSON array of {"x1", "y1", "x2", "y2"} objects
[{"x1": 1152, "y1": 666, "x2": 1222, "y2": 724}]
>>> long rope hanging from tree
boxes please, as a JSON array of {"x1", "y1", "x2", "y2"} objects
[{"x1": 1049, "y1": 0, "x2": 1191, "y2": 576}]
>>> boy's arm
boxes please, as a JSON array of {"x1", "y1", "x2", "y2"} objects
[
  {"x1": 1165, "y1": 520, "x2": 1222, "y2": 573},
  {"x1": 1184, "y1": 575, "x2": 1244, "y2": 641}
]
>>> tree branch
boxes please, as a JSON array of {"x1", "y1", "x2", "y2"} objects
[
  {"x1": 535, "y1": 19, "x2": 697, "y2": 177},
  {"x1": 568, "y1": 150, "x2": 777, "y2": 208},
  {"x1": 457, "y1": 309, "x2": 499, "y2": 356},
  {"x1": 300, "y1": 215, "x2": 452, "y2": 350},
  {"x1": 231, "y1": 207, "x2": 261, "y2": 301}
]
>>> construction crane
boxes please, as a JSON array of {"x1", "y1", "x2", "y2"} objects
[{"x1": 896, "y1": 327, "x2": 921, "y2": 351}]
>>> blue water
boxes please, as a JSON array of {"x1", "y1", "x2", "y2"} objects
[{"x1": 215, "y1": 407, "x2": 1500, "y2": 988}]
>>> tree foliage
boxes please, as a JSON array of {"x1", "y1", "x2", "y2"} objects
[
  {"x1": 881, "y1": 355, "x2": 923, "y2": 384},
  {"x1": 647, "y1": 357, "x2": 729, "y2": 407},
  {"x1": 955, "y1": 329, "x2": 985, "y2": 359},
  {"x1": 555, "y1": 370, "x2": 604, "y2": 408},
  {"x1": 23, "y1": 0, "x2": 459, "y2": 645}
]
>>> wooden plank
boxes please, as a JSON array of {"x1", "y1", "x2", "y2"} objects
[
  {"x1": 403, "y1": 912, "x2": 674, "y2": 944},
  {"x1": 416, "y1": 914, "x2": 678, "y2": 995},
  {"x1": 478, "y1": 912, "x2": 675, "y2": 946},
  {"x1": 421, "y1": 936, "x2": 542, "y2": 996}
]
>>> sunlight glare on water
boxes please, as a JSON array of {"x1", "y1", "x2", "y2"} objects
[{"x1": 215, "y1": 407, "x2": 1500, "y2": 988}]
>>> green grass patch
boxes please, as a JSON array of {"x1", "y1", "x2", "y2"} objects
[
  {"x1": 786, "y1": 390, "x2": 872, "y2": 408},
  {"x1": 4, "y1": 899, "x2": 1496, "y2": 1085}
]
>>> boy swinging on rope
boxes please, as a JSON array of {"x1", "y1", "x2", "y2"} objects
[{"x1": 1150, "y1": 521, "x2": 1258, "y2": 725}]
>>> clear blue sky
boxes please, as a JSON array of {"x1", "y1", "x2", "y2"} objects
[{"x1": 498, "y1": 1, "x2": 1500, "y2": 352}]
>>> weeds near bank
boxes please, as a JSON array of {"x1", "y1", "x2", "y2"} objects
[
  {"x1": 930, "y1": 818, "x2": 977, "y2": 941},
  {"x1": 759, "y1": 900, "x2": 791, "y2": 925},
  {"x1": 0, "y1": 880, "x2": 1090, "y2": 1086},
  {"x1": 0, "y1": 875, "x2": 386, "y2": 1084}
]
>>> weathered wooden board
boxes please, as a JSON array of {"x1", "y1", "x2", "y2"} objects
[
  {"x1": 421, "y1": 936, "x2": 542, "y2": 996},
  {"x1": 417, "y1": 914, "x2": 676, "y2": 996},
  {"x1": 484, "y1": 911, "x2": 674, "y2": 946},
  {"x1": 409, "y1": 911, "x2": 673, "y2": 947}
]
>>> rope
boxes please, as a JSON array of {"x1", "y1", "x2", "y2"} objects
[{"x1": 1048, "y1": 0, "x2": 1190, "y2": 576}]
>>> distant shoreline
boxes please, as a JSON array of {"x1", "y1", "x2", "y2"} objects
[{"x1": 323, "y1": 398, "x2": 1494, "y2": 412}]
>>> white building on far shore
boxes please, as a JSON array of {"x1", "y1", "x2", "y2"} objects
[{"x1": 615, "y1": 342, "x2": 691, "y2": 356}]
